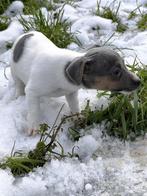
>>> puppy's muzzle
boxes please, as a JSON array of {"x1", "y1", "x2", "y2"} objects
[
  {"x1": 127, "y1": 72, "x2": 141, "y2": 91},
  {"x1": 131, "y1": 78, "x2": 141, "y2": 89}
]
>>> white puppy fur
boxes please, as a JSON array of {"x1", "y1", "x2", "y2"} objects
[{"x1": 11, "y1": 31, "x2": 84, "y2": 134}]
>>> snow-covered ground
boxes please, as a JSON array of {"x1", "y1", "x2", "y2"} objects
[{"x1": 0, "y1": 0, "x2": 147, "y2": 195}]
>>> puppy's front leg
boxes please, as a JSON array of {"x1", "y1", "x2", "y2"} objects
[
  {"x1": 65, "y1": 91, "x2": 79, "y2": 114},
  {"x1": 25, "y1": 90, "x2": 40, "y2": 135}
]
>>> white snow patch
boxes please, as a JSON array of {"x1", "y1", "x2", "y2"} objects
[
  {"x1": 71, "y1": 16, "x2": 116, "y2": 33},
  {"x1": 62, "y1": 4, "x2": 79, "y2": 22},
  {"x1": 85, "y1": 183, "x2": 93, "y2": 191},
  {"x1": 4, "y1": 1, "x2": 24, "y2": 17},
  {"x1": 0, "y1": 20, "x2": 23, "y2": 53},
  {"x1": 0, "y1": 170, "x2": 15, "y2": 196},
  {"x1": 75, "y1": 135, "x2": 99, "y2": 161}
]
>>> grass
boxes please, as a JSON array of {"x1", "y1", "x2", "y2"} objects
[
  {"x1": 0, "y1": 126, "x2": 47, "y2": 176},
  {"x1": 0, "y1": 16, "x2": 9, "y2": 31},
  {"x1": 22, "y1": 0, "x2": 54, "y2": 14},
  {"x1": 54, "y1": 0, "x2": 74, "y2": 5},
  {"x1": 137, "y1": 13, "x2": 147, "y2": 31},
  {"x1": 0, "y1": 0, "x2": 13, "y2": 15},
  {"x1": 0, "y1": 0, "x2": 74, "y2": 15},
  {"x1": 128, "y1": 4, "x2": 147, "y2": 31},
  {"x1": 0, "y1": 0, "x2": 54, "y2": 15},
  {"x1": 0, "y1": 106, "x2": 79, "y2": 176},
  {"x1": 128, "y1": 5, "x2": 141, "y2": 20},
  {"x1": 95, "y1": 0, "x2": 127, "y2": 33},
  {"x1": 0, "y1": 124, "x2": 48, "y2": 176},
  {"x1": 128, "y1": 11, "x2": 137, "y2": 20},
  {"x1": 19, "y1": 5, "x2": 76, "y2": 48},
  {"x1": 0, "y1": 0, "x2": 77, "y2": 47},
  {"x1": 68, "y1": 60, "x2": 147, "y2": 141}
]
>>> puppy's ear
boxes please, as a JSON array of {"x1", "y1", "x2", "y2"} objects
[{"x1": 65, "y1": 57, "x2": 85, "y2": 85}]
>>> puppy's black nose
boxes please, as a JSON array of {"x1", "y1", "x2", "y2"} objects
[{"x1": 133, "y1": 78, "x2": 141, "y2": 87}]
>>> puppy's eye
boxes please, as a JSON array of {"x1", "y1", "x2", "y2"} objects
[
  {"x1": 112, "y1": 67, "x2": 122, "y2": 78},
  {"x1": 10, "y1": 10, "x2": 15, "y2": 14},
  {"x1": 84, "y1": 60, "x2": 92, "y2": 73}
]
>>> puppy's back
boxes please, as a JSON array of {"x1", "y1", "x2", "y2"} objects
[{"x1": 11, "y1": 31, "x2": 58, "y2": 83}]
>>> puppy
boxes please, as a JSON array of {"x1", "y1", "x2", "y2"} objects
[{"x1": 11, "y1": 31, "x2": 140, "y2": 135}]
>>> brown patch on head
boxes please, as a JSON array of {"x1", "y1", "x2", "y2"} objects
[
  {"x1": 82, "y1": 71, "x2": 140, "y2": 92},
  {"x1": 82, "y1": 75, "x2": 121, "y2": 90},
  {"x1": 91, "y1": 76, "x2": 123, "y2": 90}
]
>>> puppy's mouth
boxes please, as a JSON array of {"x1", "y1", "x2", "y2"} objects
[
  {"x1": 112, "y1": 86, "x2": 140, "y2": 93},
  {"x1": 82, "y1": 74, "x2": 141, "y2": 92},
  {"x1": 112, "y1": 78, "x2": 141, "y2": 93}
]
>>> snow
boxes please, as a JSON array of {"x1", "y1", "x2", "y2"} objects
[
  {"x1": 0, "y1": 20, "x2": 23, "y2": 54},
  {"x1": 4, "y1": 1, "x2": 24, "y2": 17},
  {"x1": 75, "y1": 135, "x2": 99, "y2": 161},
  {"x1": 62, "y1": 4, "x2": 79, "y2": 22},
  {"x1": 0, "y1": 0, "x2": 147, "y2": 195},
  {"x1": 71, "y1": 16, "x2": 116, "y2": 46},
  {"x1": 85, "y1": 183, "x2": 93, "y2": 192}
]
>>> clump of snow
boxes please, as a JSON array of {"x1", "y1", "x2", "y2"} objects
[
  {"x1": 75, "y1": 135, "x2": 99, "y2": 161},
  {"x1": 85, "y1": 183, "x2": 93, "y2": 191},
  {"x1": 0, "y1": 170, "x2": 15, "y2": 196},
  {"x1": 76, "y1": 0, "x2": 114, "y2": 9},
  {"x1": 0, "y1": 20, "x2": 23, "y2": 54},
  {"x1": 71, "y1": 15, "x2": 116, "y2": 46},
  {"x1": 123, "y1": 0, "x2": 147, "y2": 4},
  {"x1": 62, "y1": 4, "x2": 79, "y2": 22},
  {"x1": 4, "y1": 1, "x2": 24, "y2": 17},
  {"x1": 40, "y1": 7, "x2": 49, "y2": 21}
]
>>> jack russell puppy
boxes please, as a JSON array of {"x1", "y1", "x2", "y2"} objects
[{"x1": 11, "y1": 31, "x2": 140, "y2": 135}]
